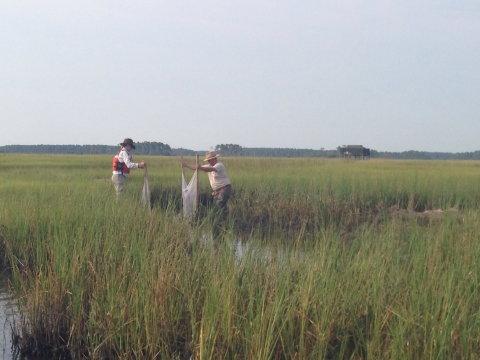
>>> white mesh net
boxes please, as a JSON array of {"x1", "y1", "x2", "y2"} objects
[
  {"x1": 142, "y1": 168, "x2": 151, "y2": 214},
  {"x1": 182, "y1": 167, "x2": 198, "y2": 218}
]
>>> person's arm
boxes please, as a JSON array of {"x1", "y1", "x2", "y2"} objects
[
  {"x1": 181, "y1": 158, "x2": 215, "y2": 172},
  {"x1": 120, "y1": 150, "x2": 146, "y2": 169},
  {"x1": 181, "y1": 159, "x2": 197, "y2": 171},
  {"x1": 197, "y1": 165, "x2": 216, "y2": 172},
  {"x1": 200, "y1": 162, "x2": 223, "y2": 173}
]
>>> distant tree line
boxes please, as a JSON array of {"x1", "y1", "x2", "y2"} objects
[
  {"x1": 375, "y1": 150, "x2": 480, "y2": 160},
  {"x1": 212, "y1": 144, "x2": 339, "y2": 158},
  {"x1": 0, "y1": 142, "x2": 172, "y2": 156},
  {"x1": 2, "y1": 143, "x2": 480, "y2": 160},
  {"x1": 215, "y1": 144, "x2": 243, "y2": 156},
  {"x1": 169, "y1": 148, "x2": 199, "y2": 156},
  {"x1": 212, "y1": 145, "x2": 480, "y2": 160},
  {"x1": 241, "y1": 147, "x2": 339, "y2": 158}
]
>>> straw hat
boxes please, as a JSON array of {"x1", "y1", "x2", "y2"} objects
[
  {"x1": 203, "y1": 151, "x2": 219, "y2": 162},
  {"x1": 120, "y1": 138, "x2": 136, "y2": 149}
]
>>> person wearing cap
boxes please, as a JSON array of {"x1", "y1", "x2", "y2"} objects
[
  {"x1": 182, "y1": 151, "x2": 232, "y2": 214},
  {"x1": 112, "y1": 138, "x2": 147, "y2": 197}
]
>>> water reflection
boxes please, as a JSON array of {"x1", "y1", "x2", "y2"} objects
[
  {"x1": 232, "y1": 237, "x2": 308, "y2": 264},
  {"x1": 0, "y1": 272, "x2": 16, "y2": 360},
  {"x1": 198, "y1": 232, "x2": 309, "y2": 265}
]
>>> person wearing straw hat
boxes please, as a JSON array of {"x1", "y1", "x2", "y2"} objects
[
  {"x1": 182, "y1": 150, "x2": 232, "y2": 214},
  {"x1": 111, "y1": 138, "x2": 147, "y2": 197}
]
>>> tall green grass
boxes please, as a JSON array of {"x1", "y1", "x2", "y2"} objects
[{"x1": 0, "y1": 154, "x2": 479, "y2": 359}]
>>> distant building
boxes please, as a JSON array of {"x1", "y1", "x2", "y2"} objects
[{"x1": 339, "y1": 145, "x2": 370, "y2": 159}]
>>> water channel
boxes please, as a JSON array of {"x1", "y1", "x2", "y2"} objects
[{"x1": 0, "y1": 271, "x2": 18, "y2": 360}]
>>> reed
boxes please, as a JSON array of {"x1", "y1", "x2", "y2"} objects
[{"x1": 0, "y1": 154, "x2": 479, "y2": 359}]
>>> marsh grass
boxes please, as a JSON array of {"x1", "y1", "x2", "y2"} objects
[{"x1": 0, "y1": 154, "x2": 479, "y2": 359}]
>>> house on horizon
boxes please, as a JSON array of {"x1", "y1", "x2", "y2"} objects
[{"x1": 338, "y1": 145, "x2": 370, "y2": 159}]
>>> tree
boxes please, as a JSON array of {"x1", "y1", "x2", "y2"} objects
[{"x1": 215, "y1": 144, "x2": 243, "y2": 156}]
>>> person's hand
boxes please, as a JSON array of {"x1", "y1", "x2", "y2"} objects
[{"x1": 139, "y1": 161, "x2": 146, "y2": 168}]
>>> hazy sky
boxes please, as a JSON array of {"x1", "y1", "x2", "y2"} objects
[{"x1": 1, "y1": 1, "x2": 479, "y2": 152}]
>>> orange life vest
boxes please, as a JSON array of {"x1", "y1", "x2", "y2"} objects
[{"x1": 112, "y1": 151, "x2": 132, "y2": 174}]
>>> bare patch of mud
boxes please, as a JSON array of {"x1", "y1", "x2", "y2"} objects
[
  {"x1": 339, "y1": 206, "x2": 464, "y2": 247},
  {"x1": 373, "y1": 205, "x2": 461, "y2": 224}
]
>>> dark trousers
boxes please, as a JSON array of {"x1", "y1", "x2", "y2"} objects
[{"x1": 212, "y1": 184, "x2": 232, "y2": 239}]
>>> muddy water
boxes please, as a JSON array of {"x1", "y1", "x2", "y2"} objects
[
  {"x1": 0, "y1": 272, "x2": 18, "y2": 360},
  {"x1": 0, "y1": 272, "x2": 51, "y2": 360}
]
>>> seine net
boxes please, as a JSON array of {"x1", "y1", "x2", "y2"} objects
[
  {"x1": 182, "y1": 167, "x2": 198, "y2": 218},
  {"x1": 142, "y1": 168, "x2": 151, "y2": 214}
]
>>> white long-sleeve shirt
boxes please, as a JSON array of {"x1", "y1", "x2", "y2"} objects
[{"x1": 112, "y1": 148, "x2": 139, "y2": 177}]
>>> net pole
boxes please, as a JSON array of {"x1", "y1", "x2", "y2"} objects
[
  {"x1": 195, "y1": 154, "x2": 199, "y2": 217},
  {"x1": 181, "y1": 154, "x2": 185, "y2": 218}
]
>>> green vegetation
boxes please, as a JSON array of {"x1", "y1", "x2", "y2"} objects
[{"x1": 0, "y1": 154, "x2": 479, "y2": 359}]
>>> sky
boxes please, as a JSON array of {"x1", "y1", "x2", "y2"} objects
[{"x1": 1, "y1": 1, "x2": 479, "y2": 152}]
